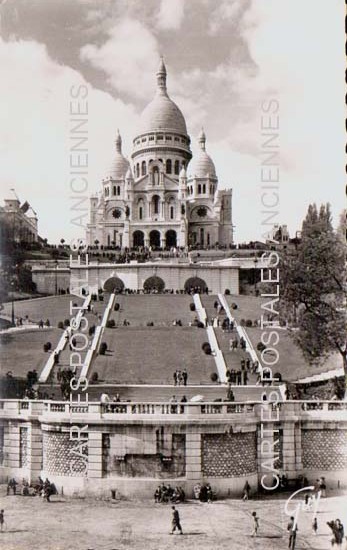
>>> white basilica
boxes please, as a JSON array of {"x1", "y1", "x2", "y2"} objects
[{"x1": 86, "y1": 59, "x2": 233, "y2": 249}]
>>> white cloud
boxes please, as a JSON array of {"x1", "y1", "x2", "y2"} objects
[
  {"x1": 0, "y1": 37, "x2": 138, "y2": 243},
  {"x1": 156, "y1": 0, "x2": 185, "y2": 31},
  {"x1": 80, "y1": 18, "x2": 160, "y2": 101},
  {"x1": 208, "y1": 0, "x2": 246, "y2": 35}
]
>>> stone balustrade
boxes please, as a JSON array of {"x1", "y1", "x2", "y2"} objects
[{"x1": 1, "y1": 399, "x2": 347, "y2": 422}]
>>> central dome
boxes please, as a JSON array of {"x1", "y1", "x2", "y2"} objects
[{"x1": 138, "y1": 59, "x2": 188, "y2": 135}]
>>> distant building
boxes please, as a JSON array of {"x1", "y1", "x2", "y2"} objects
[
  {"x1": 87, "y1": 59, "x2": 233, "y2": 249},
  {"x1": 266, "y1": 224, "x2": 290, "y2": 245},
  {"x1": 0, "y1": 198, "x2": 38, "y2": 244}
]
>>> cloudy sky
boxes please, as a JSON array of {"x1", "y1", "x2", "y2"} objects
[{"x1": 0, "y1": 0, "x2": 344, "y2": 244}]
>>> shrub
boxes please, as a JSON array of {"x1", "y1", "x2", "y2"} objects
[
  {"x1": 274, "y1": 372, "x2": 282, "y2": 383},
  {"x1": 114, "y1": 303, "x2": 120, "y2": 311},
  {"x1": 99, "y1": 295, "x2": 104, "y2": 301},
  {"x1": 231, "y1": 303, "x2": 238, "y2": 310},
  {"x1": 197, "y1": 321, "x2": 205, "y2": 328},
  {"x1": 245, "y1": 319, "x2": 253, "y2": 327},
  {"x1": 190, "y1": 303, "x2": 196, "y2": 311},
  {"x1": 88, "y1": 325, "x2": 96, "y2": 336},
  {"x1": 91, "y1": 372, "x2": 99, "y2": 383},
  {"x1": 257, "y1": 342, "x2": 266, "y2": 352},
  {"x1": 202, "y1": 342, "x2": 210, "y2": 352},
  {"x1": 224, "y1": 289, "x2": 231, "y2": 295},
  {"x1": 63, "y1": 319, "x2": 70, "y2": 327},
  {"x1": 240, "y1": 319, "x2": 246, "y2": 326},
  {"x1": 99, "y1": 342, "x2": 107, "y2": 355},
  {"x1": 210, "y1": 372, "x2": 218, "y2": 382},
  {"x1": 58, "y1": 321, "x2": 64, "y2": 329},
  {"x1": 203, "y1": 344, "x2": 212, "y2": 355},
  {"x1": 106, "y1": 319, "x2": 116, "y2": 328},
  {"x1": 43, "y1": 342, "x2": 51, "y2": 352}
]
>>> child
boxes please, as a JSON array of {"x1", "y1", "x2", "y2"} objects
[
  {"x1": 312, "y1": 517, "x2": 318, "y2": 535},
  {"x1": 251, "y1": 511, "x2": 259, "y2": 537}
]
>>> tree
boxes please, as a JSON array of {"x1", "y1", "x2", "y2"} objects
[{"x1": 281, "y1": 203, "x2": 347, "y2": 390}]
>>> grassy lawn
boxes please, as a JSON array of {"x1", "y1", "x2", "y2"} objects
[
  {"x1": 225, "y1": 294, "x2": 263, "y2": 324},
  {"x1": 93, "y1": 326, "x2": 215, "y2": 384},
  {"x1": 0, "y1": 328, "x2": 62, "y2": 378},
  {"x1": 1, "y1": 295, "x2": 83, "y2": 327},
  {"x1": 246, "y1": 327, "x2": 341, "y2": 382},
  {"x1": 109, "y1": 294, "x2": 195, "y2": 326}
]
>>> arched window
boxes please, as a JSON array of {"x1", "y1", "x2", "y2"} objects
[
  {"x1": 166, "y1": 159, "x2": 172, "y2": 174},
  {"x1": 136, "y1": 163, "x2": 140, "y2": 178},
  {"x1": 170, "y1": 206, "x2": 174, "y2": 220},
  {"x1": 203, "y1": 184, "x2": 206, "y2": 193},
  {"x1": 117, "y1": 185, "x2": 121, "y2": 195},
  {"x1": 113, "y1": 185, "x2": 116, "y2": 195},
  {"x1": 139, "y1": 206, "x2": 143, "y2": 220},
  {"x1": 198, "y1": 184, "x2": 202, "y2": 194},
  {"x1": 153, "y1": 195, "x2": 160, "y2": 214},
  {"x1": 141, "y1": 161, "x2": 146, "y2": 176},
  {"x1": 174, "y1": 160, "x2": 180, "y2": 175}
]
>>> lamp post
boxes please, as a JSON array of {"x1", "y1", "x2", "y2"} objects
[
  {"x1": 11, "y1": 280, "x2": 15, "y2": 326},
  {"x1": 55, "y1": 261, "x2": 58, "y2": 295},
  {"x1": 253, "y1": 257, "x2": 258, "y2": 295}
]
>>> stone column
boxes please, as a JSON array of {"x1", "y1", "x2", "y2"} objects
[
  {"x1": 28, "y1": 422, "x2": 43, "y2": 482},
  {"x1": 88, "y1": 431, "x2": 103, "y2": 479},
  {"x1": 4, "y1": 421, "x2": 20, "y2": 470},
  {"x1": 185, "y1": 428, "x2": 201, "y2": 483},
  {"x1": 282, "y1": 421, "x2": 297, "y2": 478},
  {"x1": 294, "y1": 423, "x2": 302, "y2": 474}
]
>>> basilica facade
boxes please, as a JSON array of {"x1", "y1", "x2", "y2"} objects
[{"x1": 86, "y1": 59, "x2": 233, "y2": 249}]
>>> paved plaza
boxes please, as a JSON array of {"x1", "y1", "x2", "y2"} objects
[{"x1": 0, "y1": 488, "x2": 346, "y2": 549}]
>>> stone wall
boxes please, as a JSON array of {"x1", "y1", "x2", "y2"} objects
[
  {"x1": 31, "y1": 269, "x2": 70, "y2": 295},
  {"x1": 202, "y1": 433, "x2": 257, "y2": 477},
  {"x1": 43, "y1": 432, "x2": 88, "y2": 476},
  {"x1": 302, "y1": 429, "x2": 347, "y2": 470},
  {"x1": 69, "y1": 263, "x2": 240, "y2": 296}
]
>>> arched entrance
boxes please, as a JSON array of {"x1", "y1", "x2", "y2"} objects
[
  {"x1": 166, "y1": 229, "x2": 177, "y2": 248},
  {"x1": 184, "y1": 276, "x2": 208, "y2": 293},
  {"x1": 133, "y1": 230, "x2": 144, "y2": 248},
  {"x1": 103, "y1": 277, "x2": 125, "y2": 294},
  {"x1": 149, "y1": 230, "x2": 161, "y2": 248},
  {"x1": 143, "y1": 275, "x2": 165, "y2": 293}
]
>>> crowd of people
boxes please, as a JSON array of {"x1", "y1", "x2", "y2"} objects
[
  {"x1": 193, "y1": 482, "x2": 214, "y2": 502},
  {"x1": 154, "y1": 484, "x2": 185, "y2": 504},
  {"x1": 6, "y1": 477, "x2": 56, "y2": 501},
  {"x1": 173, "y1": 369, "x2": 188, "y2": 386}
]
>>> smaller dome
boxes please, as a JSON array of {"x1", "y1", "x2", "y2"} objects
[
  {"x1": 189, "y1": 129, "x2": 216, "y2": 178},
  {"x1": 108, "y1": 130, "x2": 129, "y2": 180}
]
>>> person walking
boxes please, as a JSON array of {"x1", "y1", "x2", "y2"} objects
[
  {"x1": 287, "y1": 516, "x2": 298, "y2": 549},
  {"x1": 243, "y1": 480, "x2": 251, "y2": 501},
  {"x1": 170, "y1": 506, "x2": 183, "y2": 535},
  {"x1": 312, "y1": 517, "x2": 318, "y2": 535},
  {"x1": 0, "y1": 509, "x2": 4, "y2": 531},
  {"x1": 251, "y1": 511, "x2": 259, "y2": 537}
]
